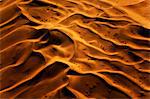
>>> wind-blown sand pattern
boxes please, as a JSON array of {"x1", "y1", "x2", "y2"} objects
[{"x1": 0, "y1": 0, "x2": 150, "y2": 98}]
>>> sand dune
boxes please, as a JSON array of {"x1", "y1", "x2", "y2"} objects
[{"x1": 0, "y1": 0, "x2": 150, "y2": 98}]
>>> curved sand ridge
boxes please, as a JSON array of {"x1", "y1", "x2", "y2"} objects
[{"x1": 0, "y1": 0, "x2": 150, "y2": 98}]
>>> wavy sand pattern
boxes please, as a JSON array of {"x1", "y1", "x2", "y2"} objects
[{"x1": 0, "y1": 0, "x2": 150, "y2": 98}]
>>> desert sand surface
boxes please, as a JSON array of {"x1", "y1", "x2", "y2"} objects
[{"x1": 0, "y1": 0, "x2": 150, "y2": 99}]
